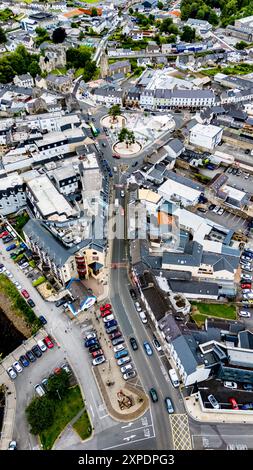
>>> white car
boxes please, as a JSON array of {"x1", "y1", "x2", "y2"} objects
[
  {"x1": 12, "y1": 361, "x2": 23, "y2": 374},
  {"x1": 20, "y1": 262, "x2": 29, "y2": 269},
  {"x1": 239, "y1": 310, "x2": 251, "y2": 318},
  {"x1": 213, "y1": 206, "x2": 220, "y2": 213},
  {"x1": 121, "y1": 364, "x2": 133, "y2": 374},
  {"x1": 103, "y1": 313, "x2": 114, "y2": 322},
  {"x1": 242, "y1": 289, "x2": 251, "y2": 294},
  {"x1": 139, "y1": 311, "x2": 147, "y2": 324},
  {"x1": 85, "y1": 332, "x2": 97, "y2": 340},
  {"x1": 134, "y1": 301, "x2": 142, "y2": 312},
  {"x1": 224, "y1": 381, "x2": 237, "y2": 389},
  {"x1": 93, "y1": 355, "x2": 105, "y2": 366},
  {"x1": 5, "y1": 270, "x2": 13, "y2": 278},
  {"x1": 37, "y1": 339, "x2": 47, "y2": 352},
  {"x1": 241, "y1": 274, "x2": 252, "y2": 281},
  {"x1": 218, "y1": 208, "x2": 224, "y2": 215},
  {"x1": 7, "y1": 367, "x2": 17, "y2": 380},
  {"x1": 120, "y1": 190, "x2": 125, "y2": 198},
  {"x1": 114, "y1": 344, "x2": 125, "y2": 353}
]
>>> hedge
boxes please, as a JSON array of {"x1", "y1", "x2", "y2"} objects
[{"x1": 32, "y1": 276, "x2": 46, "y2": 287}]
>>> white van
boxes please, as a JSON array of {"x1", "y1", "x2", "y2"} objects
[
  {"x1": 34, "y1": 384, "x2": 46, "y2": 397},
  {"x1": 169, "y1": 368, "x2": 179, "y2": 388}
]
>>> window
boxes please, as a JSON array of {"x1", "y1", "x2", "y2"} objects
[{"x1": 92, "y1": 251, "x2": 97, "y2": 255}]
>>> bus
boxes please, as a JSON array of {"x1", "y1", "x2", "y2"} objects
[{"x1": 90, "y1": 122, "x2": 99, "y2": 137}]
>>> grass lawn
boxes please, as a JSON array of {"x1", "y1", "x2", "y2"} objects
[
  {"x1": 191, "y1": 302, "x2": 236, "y2": 326},
  {"x1": 40, "y1": 386, "x2": 85, "y2": 450},
  {"x1": 191, "y1": 313, "x2": 207, "y2": 327},
  {"x1": 74, "y1": 67, "x2": 84, "y2": 78},
  {"x1": 51, "y1": 67, "x2": 67, "y2": 76},
  {"x1": 73, "y1": 410, "x2": 92, "y2": 440}
]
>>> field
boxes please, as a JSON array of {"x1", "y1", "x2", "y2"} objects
[{"x1": 191, "y1": 302, "x2": 236, "y2": 326}]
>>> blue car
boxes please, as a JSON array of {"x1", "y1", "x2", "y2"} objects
[
  {"x1": 85, "y1": 338, "x2": 98, "y2": 348},
  {"x1": 241, "y1": 403, "x2": 253, "y2": 410},
  {"x1": 143, "y1": 341, "x2": 153, "y2": 356},
  {"x1": 6, "y1": 243, "x2": 17, "y2": 251},
  {"x1": 39, "y1": 315, "x2": 47, "y2": 325},
  {"x1": 19, "y1": 355, "x2": 29, "y2": 367},
  {"x1": 115, "y1": 349, "x2": 128, "y2": 359},
  {"x1": 20, "y1": 242, "x2": 27, "y2": 249},
  {"x1": 104, "y1": 319, "x2": 117, "y2": 328}
]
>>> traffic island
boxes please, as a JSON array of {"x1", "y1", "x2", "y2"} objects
[
  {"x1": 101, "y1": 115, "x2": 126, "y2": 130},
  {"x1": 113, "y1": 141, "x2": 142, "y2": 157}
]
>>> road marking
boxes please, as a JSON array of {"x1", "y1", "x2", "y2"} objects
[
  {"x1": 125, "y1": 424, "x2": 153, "y2": 433},
  {"x1": 170, "y1": 414, "x2": 192, "y2": 450},
  {"x1": 121, "y1": 423, "x2": 133, "y2": 429},
  {"x1": 89, "y1": 405, "x2": 94, "y2": 418},
  {"x1": 123, "y1": 434, "x2": 136, "y2": 441},
  {"x1": 102, "y1": 435, "x2": 156, "y2": 450}
]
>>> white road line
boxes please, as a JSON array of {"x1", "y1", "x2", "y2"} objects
[
  {"x1": 89, "y1": 405, "x2": 95, "y2": 418},
  {"x1": 99, "y1": 414, "x2": 109, "y2": 419},
  {"x1": 121, "y1": 423, "x2": 133, "y2": 428},
  {"x1": 102, "y1": 435, "x2": 155, "y2": 450},
  {"x1": 125, "y1": 424, "x2": 153, "y2": 433}
]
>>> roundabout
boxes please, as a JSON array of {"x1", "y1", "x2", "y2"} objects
[{"x1": 113, "y1": 140, "x2": 142, "y2": 157}]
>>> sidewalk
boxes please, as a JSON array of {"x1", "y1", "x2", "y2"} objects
[
  {"x1": 0, "y1": 370, "x2": 16, "y2": 451},
  {"x1": 185, "y1": 394, "x2": 253, "y2": 424}
]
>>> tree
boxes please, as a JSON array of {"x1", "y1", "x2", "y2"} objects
[
  {"x1": 235, "y1": 41, "x2": 248, "y2": 50},
  {"x1": 157, "y1": 1, "x2": 164, "y2": 8},
  {"x1": 79, "y1": 31, "x2": 85, "y2": 40},
  {"x1": 181, "y1": 26, "x2": 196, "y2": 43},
  {"x1": 52, "y1": 27, "x2": 67, "y2": 44},
  {"x1": 109, "y1": 104, "x2": 121, "y2": 122},
  {"x1": 26, "y1": 397, "x2": 55, "y2": 435},
  {"x1": 35, "y1": 27, "x2": 50, "y2": 46},
  {"x1": 0, "y1": 27, "x2": 7, "y2": 44},
  {"x1": 91, "y1": 7, "x2": 98, "y2": 17},
  {"x1": 28, "y1": 60, "x2": 41, "y2": 77},
  {"x1": 118, "y1": 128, "x2": 135, "y2": 148},
  {"x1": 159, "y1": 18, "x2": 173, "y2": 33},
  {"x1": 47, "y1": 370, "x2": 70, "y2": 400},
  {"x1": 129, "y1": 7, "x2": 133, "y2": 14}
]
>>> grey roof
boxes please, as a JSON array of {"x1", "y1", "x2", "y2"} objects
[
  {"x1": 201, "y1": 252, "x2": 239, "y2": 272},
  {"x1": 169, "y1": 280, "x2": 219, "y2": 296},
  {"x1": 165, "y1": 170, "x2": 205, "y2": 192},
  {"x1": 171, "y1": 335, "x2": 200, "y2": 374},
  {"x1": 239, "y1": 330, "x2": 253, "y2": 350},
  {"x1": 93, "y1": 87, "x2": 123, "y2": 98},
  {"x1": 166, "y1": 138, "x2": 184, "y2": 154},
  {"x1": 162, "y1": 241, "x2": 203, "y2": 267},
  {"x1": 109, "y1": 60, "x2": 130, "y2": 71}
]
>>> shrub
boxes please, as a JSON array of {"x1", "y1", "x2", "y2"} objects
[{"x1": 32, "y1": 276, "x2": 46, "y2": 287}]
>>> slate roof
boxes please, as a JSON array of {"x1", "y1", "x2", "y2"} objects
[
  {"x1": 166, "y1": 138, "x2": 184, "y2": 154},
  {"x1": 162, "y1": 241, "x2": 203, "y2": 267},
  {"x1": 171, "y1": 335, "x2": 201, "y2": 374},
  {"x1": 169, "y1": 280, "x2": 219, "y2": 296}
]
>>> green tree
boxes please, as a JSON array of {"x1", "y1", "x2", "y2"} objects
[
  {"x1": 109, "y1": 104, "x2": 121, "y2": 122},
  {"x1": 118, "y1": 128, "x2": 135, "y2": 148},
  {"x1": 79, "y1": 31, "x2": 85, "y2": 40},
  {"x1": 91, "y1": 7, "x2": 98, "y2": 17},
  {"x1": 28, "y1": 60, "x2": 41, "y2": 77},
  {"x1": 159, "y1": 18, "x2": 173, "y2": 33},
  {"x1": 235, "y1": 41, "x2": 248, "y2": 50},
  {"x1": 52, "y1": 27, "x2": 67, "y2": 44},
  {"x1": 168, "y1": 24, "x2": 179, "y2": 35},
  {"x1": 26, "y1": 397, "x2": 55, "y2": 435},
  {"x1": 181, "y1": 25, "x2": 196, "y2": 43},
  {"x1": 129, "y1": 7, "x2": 133, "y2": 14},
  {"x1": 0, "y1": 27, "x2": 7, "y2": 44},
  {"x1": 47, "y1": 370, "x2": 70, "y2": 400},
  {"x1": 157, "y1": 1, "x2": 164, "y2": 9}
]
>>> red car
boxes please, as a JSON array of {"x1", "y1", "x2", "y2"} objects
[
  {"x1": 44, "y1": 336, "x2": 54, "y2": 349},
  {"x1": 229, "y1": 397, "x2": 239, "y2": 410},
  {"x1": 100, "y1": 303, "x2": 112, "y2": 312},
  {"x1": 101, "y1": 310, "x2": 112, "y2": 318},
  {"x1": 0, "y1": 231, "x2": 9, "y2": 238},
  {"x1": 21, "y1": 289, "x2": 29, "y2": 299},
  {"x1": 92, "y1": 349, "x2": 103, "y2": 358},
  {"x1": 54, "y1": 367, "x2": 61, "y2": 375},
  {"x1": 241, "y1": 283, "x2": 252, "y2": 289},
  {"x1": 112, "y1": 154, "x2": 120, "y2": 159},
  {"x1": 109, "y1": 330, "x2": 122, "y2": 340}
]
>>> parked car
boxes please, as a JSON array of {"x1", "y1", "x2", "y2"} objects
[
  {"x1": 224, "y1": 381, "x2": 237, "y2": 389},
  {"x1": 6, "y1": 243, "x2": 17, "y2": 251},
  {"x1": 92, "y1": 349, "x2": 103, "y2": 358},
  {"x1": 85, "y1": 332, "x2": 97, "y2": 340},
  {"x1": 101, "y1": 310, "x2": 112, "y2": 318},
  {"x1": 130, "y1": 337, "x2": 138, "y2": 351},
  {"x1": 165, "y1": 397, "x2": 175, "y2": 414},
  {"x1": 149, "y1": 388, "x2": 158, "y2": 403},
  {"x1": 56, "y1": 298, "x2": 68, "y2": 307},
  {"x1": 153, "y1": 337, "x2": 162, "y2": 351},
  {"x1": 123, "y1": 370, "x2": 136, "y2": 380},
  {"x1": 12, "y1": 361, "x2": 23, "y2": 374},
  {"x1": 7, "y1": 367, "x2": 17, "y2": 380},
  {"x1": 112, "y1": 154, "x2": 120, "y2": 159},
  {"x1": 209, "y1": 204, "x2": 216, "y2": 211},
  {"x1": 26, "y1": 350, "x2": 36, "y2": 363},
  {"x1": 32, "y1": 345, "x2": 42, "y2": 358},
  {"x1": 114, "y1": 344, "x2": 125, "y2": 353},
  {"x1": 213, "y1": 206, "x2": 220, "y2": 213},
  {"x1": 37, "y1": 339, "x2": 47, "y2": 353},
  {"x1": 121, "y1": 364, "x2": 133, "y2": 374},
  {"x1": 5, "y1": 270, "x2": 13, "y2": 278},
  {"x1": 139, "y1": 311, "x2": 147, "y2": 324},
  {"x1": 112, "y1": 337, "x2": 124, "y2": 346},
  {"x1": 241, "y1": 403, "x2": 253, "y2": 410},
  {"x1": 100, "y1": 303, "x2": 112, "y2": 312},
  {"x1": 243, "y1": 383, "x2": 253, "y2": 391},
  {"x1": 85, "y1": 338, "x2": 98, "y2": 348},
  {"x1": 41, "y1": 378, "x2": 49, "y2": 391},
  {"x1": 229, "y1": 397, "x2": 239, "y2": 410},
  {"x1": 218, "y1": 208, "x2": 224, "y2": 215},
  {"x1": 239, "y1": 310, "x2": 251, "y2": 317},
  {"x1": 43, "y1": 336, "x2": 54, "y2": 349},
  {"x1": 143, "y1": 341, "x2": 153, "y2": 356},
  {"x1": 104, "y1": 319, "x2": 117, "y2": 328},
  {"x1": 241, "y1": 274, "x2": 252, "y2": 281},
  {"x1": 27, "y1": 298, "x2": 35, "y2": 308},
  {"x1": 109, "y1": 330, "x2": 122, "y2": 340},
  {"x1": 21, "y1": 289, "x2": 29, "y2": 299},
  {"x1": 61, "y1": 363, "x2": 71, "y2": 375},
  {"x1": 129, "y1": 288, "x2": 137, "y2": 299},
  {"x1": 89, "y1": 343, "x2": 101, "y2": 353},
  {"x1": 103, "y1": 313, "x2": 114, "y2": 322},
  {"x1": 93, "y1": 355, "x2": 105, "y2": 366},
  {"x1": 3, "y1": 236, "x2": 13, "y2": 243},
  {"x1": 132, "y1": 161, "x2": 138, "y2": 167},
  {"x1": 39, "y1": 315, "x2": 47, "y2": 325},
  {"x1": 34, "y1": 384, "x2": 46, "y2": 397},
  {"x1": 241, "y1": 283, "x2": 252, "y2": 289},
  {"x1": 19, "y1": 355, "x2": 29, "y2": 367},
  {"x1": 0, "y1": 231, "x2": 9, "y2": 238},
  {"x1": 8, "y1": 441, "x2": 17, "y2": 450},
  {"x1": 117, "y1": 356, "x2": 131, "y2": 366},
  {"x1": 207, "y1": 394, "x2": 220, "y2": 409},
  {"x1": 115, "y1": 349, "x2": 128, "y2": 359},
  {"x1": 106, "y1": 325, "x2": 118, "y2": 334},
  {"x1": 135, "y1": 301, "x2": 142, "y2": 312}
]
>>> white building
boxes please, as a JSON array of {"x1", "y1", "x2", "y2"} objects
[
  {"x1": 189, "y1": 123, "x2": 223, "y2": 150},
  {"x1": 13, "y1": 73, "x2": 34, "y2": 88},
  {"x1": 158, "y1": 178, "x2": 202, "y2": 207}
]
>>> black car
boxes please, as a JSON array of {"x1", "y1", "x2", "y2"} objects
[
  {"x1": 32, "y1": 345, "x2": 42, "y2": 358},
  {"x1": 39, "y1": 315, "x2": 47, "y2": 325},
  {"x1": 27, "y1": 299, "x2": 35, "y2": 308},
  {"x1": 19, "y1": 355, "x2": 30, "y2": 367},
  {"x1": 56, "y1": 297, "x2": 68, "y2": 307},
  {"x1": 209, "y1": 204, "x2": 216, "y2": 211},
  {"x1": 102, "y1": 142, "x2": 106, "y2": 148},
  {"x1": 26, "y1": 350, "x2": 36, "y2": 363},
  {"x1": 3, "y1": 236, "x2": 13, "y2": 243},
  {"x1": 130, "y1": 337, "x2": 138, "y2": 351},
  {"x1": 149, "y1": 388, "x2": 158, "y2": 403},
  {"x1": 132, "y1": 161, "x2": 138, "y2": 167},
  {"x1": 89, "y1": 343, "x2": 101, "y2": 353},
  {"x1": 129, "y1": 288, "x2": 137, "y2": 300}
]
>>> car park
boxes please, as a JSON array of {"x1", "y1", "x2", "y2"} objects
[
  {"x1": 243, "y1": 383, "x2": 253, "y2": 391},
  {"x1": 92, "y1": 349, "x2": 103, "y2": 358},
  {"x1": 149, "y1": 388, "x2": 158, "y2": 403},
  {"x1": 43, "y1": 336, "x2": 54, "y2": 349},
  {"x1": 103, "y1": 313, "x2": 114, "y2": 322},
  {"x1": 117, "y1": 356, "x2": 130, "y2": 366},
  {"x1": 112, "y1": 337, "x2": 124, "y2": 346},
  {"x1": 224, "y1": 381, "x2": 237, "y2": 389},
  {"x1": 21, "y1": 289, "x2": 29, "y2": 299},
  {"x1": 130, "y1": 337, "x2": 138, "y2": 351},
  {"x1": 12, "y1": 361, "x2": 23, "y2": 374},
  {"x1": 123, "y1": 370, "x2": 136, "y2": 380},
  {"x1": 143, "y1": 341, "x2": 153, "y2": 356},
  {"x1": 32, "y1": 345, "x2": 42, "y2": 358},
  {"x1": 114, "y1": 344, "x2": 125, "y2": 353},
  {"x1": 165, "y1": 397, "x2": 174, "y2": 414},
  {"x1": 207, "y1": 394, "x2": 220, "y2": 409},
  {"x1": 121, "y1": 364, "x2": 133, "y2": 374},
  {"x1": 229, "y1": 397, "x2": 239, "y2": 410},
  {"x1": 115, "y1": 349, "x2": 128, "y2": 359},
  {"x1": 34, "y1": 384, "x2": 46, "y2": 397},
  {"x1": 19, "y1": 355, "x2": 29, "y2": 367},
  {"x1": 27, "y1": 299, "x2": 35, "y2": 308},
  {"x1": 135, "y1": 301, "x2": 142, "y2": 312},
  {"x1": 93, "y1": 355, "x2": 105, "y2": 366},
  {"x1": 26, "y1": 350, "x2": 36, "y2": 363},
  {"x1": 7, "y1": 367, "x2": 17, "y2": 380},
  {"x1": 38, "y1": 339, "x2": 47, "y2": 353},
  {"x1": 139, "y1": 311, "x2": 148, "y2": 324},
  {"x1": 39, "y1": 315, "x2": 47, "y2": 325},
  {"x1": 153, "y1": 337, "x2": 162, "y2": 351}
]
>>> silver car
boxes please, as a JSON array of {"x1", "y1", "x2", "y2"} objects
[{"x1": 7, "y1": 367, "x2": 17, "y2": 380}]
